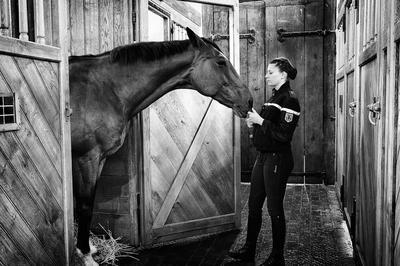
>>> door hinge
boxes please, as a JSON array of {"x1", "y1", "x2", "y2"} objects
[
  {"x1": 209, "y1": 29, "x2": 256, "y2": 44},
  {"x1": 277, "y1": 29, "x2": 335, "y2": 42}
]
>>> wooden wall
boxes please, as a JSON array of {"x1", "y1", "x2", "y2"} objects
[
  {"x1": 0, "y1": 0, "x2": 72, "y2": 264},
  {"x1": 335, "y1": 0, "x2": 400, "y2": 264},
  {"x1": 239, "y1": 0, "x2": 334, "y2": 184},
  {"x1": 69, "y1": 0, "x2": 132, "y2": 55}
]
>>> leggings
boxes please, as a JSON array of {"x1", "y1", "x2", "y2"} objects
[{"x1": 246, "y1": 150, "x2": 293, "y2": 249}]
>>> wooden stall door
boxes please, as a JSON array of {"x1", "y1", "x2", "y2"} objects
[
  {"x1": 357, "y1": 59, "x2": 378, "y2": 266},
  {"x1": 344, "y1": 72, "x2": 356, "y2": 229},
  {"x1": 240, "y1": 0, "x2": 325, "y2": 182},
  {"x1": 336, "y1": 78, "x2": 345, "y2": 198},
  {"x1": 141, "y1": 3, "x2": 240, "y2": 245},
  {"x1": 0, "y1": 1, "x2": 72, "y2": 264}
]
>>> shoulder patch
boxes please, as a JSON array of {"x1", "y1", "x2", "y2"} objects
[{"x1": 285, "y1": 112, "x2": 294, "y2": 122}]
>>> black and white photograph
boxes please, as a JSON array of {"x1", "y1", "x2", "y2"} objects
[{"x1": 0, "y1": 0, "x2": 398, "y2": 265}]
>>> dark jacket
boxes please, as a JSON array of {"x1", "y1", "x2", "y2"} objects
[{"x1": 252, "y1": 81, "x2": 300, "y2": 152}]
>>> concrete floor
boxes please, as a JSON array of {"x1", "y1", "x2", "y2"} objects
[{"x1": 118, "y1": 184, "x2": 355, "y2": 266}]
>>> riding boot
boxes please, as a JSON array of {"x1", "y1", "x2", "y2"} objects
[
  {"x1": 260, "y1": 215, "x2": 286, "y2": 266},
  {"x1": 228, "y1": 242, "x2": 256, "y2": 262}
]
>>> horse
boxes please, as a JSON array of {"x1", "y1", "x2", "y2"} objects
[{"x1": 69, "y1": 27, "x2": 253, "y2": 265}]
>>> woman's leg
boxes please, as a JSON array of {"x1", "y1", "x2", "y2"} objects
[
  {"x1": 229, "y1": 153, "x2": 266, "y2": 261},
  {"x1": 246, "y1": 153, "x2": 267, "y2": 246},
  {"x1": 262, "y1": 151, "x2": 293, "y2": 264}
]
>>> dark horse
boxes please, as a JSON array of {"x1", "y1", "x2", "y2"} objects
[{"x1": 69, "y1": 28, "x2": 252, "y2": 265}]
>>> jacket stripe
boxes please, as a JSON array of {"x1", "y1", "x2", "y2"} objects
[{"x1": 264, "y1": 103, "x2": 300, "y2": 116}]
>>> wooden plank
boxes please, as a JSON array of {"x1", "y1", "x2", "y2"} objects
[
  {"x1": 153, "y1": 213, "x2": 236, "y2": 237},
  {"x1": 99, "y1": 0, "x2": 113, "y2": 52},
  {"x1": 0, "y1": 124, "x2": 63, "y2": 210},
  {"x1": 358, "y1": 59, "x2": 377, "y2": 265},
  {"x1": 0, "y1": 106, "x2": 63, "y2": 205},
  {"x1": 69, "y1": 0, "x2": 84, "y2": 55},
  {"x1": 113, "y1": 0, "x2": 124, "y2": 47},
  {"x1": 178, "y1": 0, "x2": 236, "y2": 7},
  {"x1": 57, "y1": 0, "x2": 73, "y2": 261},
  {"x1": 265, "y1": 6, "x2": 278, "y2": 97},
  {"x1": 152, "y1": 100, "x2": 215, "y2": 228},
  {"x1": 359, "y1": 42, "x2": 377, "y2": 66},
  {"x1": 14, "y1": 57, "x2": 61, "y2": 139},
  {"x1": 0, "y1": 226, "x2": 31, "y2": 266},
  {"x1": 84, "y1": 0, "x2": 99, "y2": 54},
  {"x1": 34, "y1": 60, "x2": 60, "y2": 109},
  {"x1": 0, "y1": 151, "x2": 64, "y2": 262},
  {"x1": 0, "y1": 55, "x2": 62, "y2": 172},
  {"x1": 43, "y1": 0, "x2": 53, "y2": 45},
  {"x1": 277, "y1": 5, "x2": 305, "y2": 173},
  {"x1": 0, "y1": 191, "x2": 55, "y2": 264},
  {"x1": 304, "y1": 1, "x2": 324, "y2": 173},
  {"x1": 0, "y1": 36, "x2": 61, "y2": 61}
]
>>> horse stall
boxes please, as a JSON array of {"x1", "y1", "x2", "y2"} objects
[
  {"x1": 68, "y1": 0, "x2": 243, "y2": 247},
  {"x1": 0, "y1": 0, "x2": 73, "y2": 265},
  {"x1": 335, "y1": 0, "x2": 400, "y2": 264}
]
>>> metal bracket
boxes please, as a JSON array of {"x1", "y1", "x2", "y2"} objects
[
  {"x1": 210, "y1": 29, "x2": 256, "y2": 44},
  {"x1": 367, "y1": 97, "x2": 381, "y2": 126},
  {"x1": 277, "y1": 29, "x2": 335, "y2": 42}
]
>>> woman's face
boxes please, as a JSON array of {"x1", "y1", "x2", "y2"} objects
[{"x1": 265, "y1": 63, "x2": 286, "y2": 88}]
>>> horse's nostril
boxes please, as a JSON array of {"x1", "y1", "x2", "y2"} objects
[{"x1": 248, "y1": 98, "x2": 253, "y2": 109}]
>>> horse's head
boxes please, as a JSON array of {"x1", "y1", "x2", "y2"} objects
[{"x1": 186, "y1": 28, "x2": 253, "y2": 118}]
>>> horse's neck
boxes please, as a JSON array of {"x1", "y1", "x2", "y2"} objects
[{"x1": 114, "y1": 50, "x2": 195, "y2": 118}]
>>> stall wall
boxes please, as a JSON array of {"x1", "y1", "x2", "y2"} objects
[
  {"x1": 0, "y1": 0, "x2": 72, "y2": 264},
  {"x1": 335, "y1": 0, "x2": 400, "y2": 264}
]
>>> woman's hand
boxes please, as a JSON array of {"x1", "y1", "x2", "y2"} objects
[{"x1": 247, "y1": 108, "x2": 264, "y2": 126}]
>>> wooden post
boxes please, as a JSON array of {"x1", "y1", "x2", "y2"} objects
[
  {"x1": 0, "y1": 0, "x2": 10, "y2": 36},
  {"x1": 34, "y1": 0, "x2": 45, "y2": 44},
  {"x1": 18, "y1": 0, "x2": 28, "y2": 40}
]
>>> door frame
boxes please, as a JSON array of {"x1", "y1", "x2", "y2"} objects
[{"x1": 135, "y1": 0, "x2": 241, "y2": 246}]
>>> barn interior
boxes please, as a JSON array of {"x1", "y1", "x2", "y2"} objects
[{"x1": 0, "y1": 0, "x2": 399, "y2": 265}]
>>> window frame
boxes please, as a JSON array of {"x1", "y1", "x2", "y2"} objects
[{"x1": 0, "y1": 92, "x2": 21, "y2": 132}]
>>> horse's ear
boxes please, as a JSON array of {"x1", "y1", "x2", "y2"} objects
[{"x1": 186, "y1": 27, "x2": 206, "y2": 49}]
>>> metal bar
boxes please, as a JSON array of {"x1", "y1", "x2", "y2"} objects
[
  {"x1": 277, "y1": 29, "x2": 335, "y2": 42},
  {"x1": 210, "y1": 29, "x2": 256, "y2": 43}
]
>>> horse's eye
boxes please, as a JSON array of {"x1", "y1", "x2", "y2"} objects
[{"x1": 216, "y1": 60, "x2": 226, "y2": 67}]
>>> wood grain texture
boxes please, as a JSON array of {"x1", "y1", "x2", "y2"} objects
[
  {"x1": 0, "y1": 55, "x2": 62, "y2": 172},
  {"x1": 0, "y1": 226, "x2": 31, "y2": 266},
  {"x1": 69, "y1": 0, "x2": 85, "y2": 55},
  {"x1": 84, "y1": 0, "x2": 99, "y2": 54},
  {"x1": 304, "y1": 1, "x2": 323, "y2": 173},
  {"x1": 99, "y1": 0, "x2": 113, "y2": 52},
  {"x1": 0, "y1": 191, "x2": 56, "y2": 265},
  {"x1": 277, "y1": 5, "x2": 305, "y2": 173},
  {"x1": 14, "y1": 57, "x2": 61, "y2": 139},
  {"x1": 358, "y1": 59, "x2": 377, "y2": 265}
]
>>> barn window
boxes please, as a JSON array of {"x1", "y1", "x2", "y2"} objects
[{"x1": 0, "y1": 93, "x2": 20, "y2": 132}]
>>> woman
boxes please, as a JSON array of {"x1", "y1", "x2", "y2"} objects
[{"x1": 229, "y1": 57, "x2": 300, "y2": 265}]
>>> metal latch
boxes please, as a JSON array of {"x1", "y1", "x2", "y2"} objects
[
  {"x1": 367, "y1": 97, "x2": 380, "y2": 126},
  {"x1": 210, "y1": 29, "x2": 256, "y2": 44},
  {"x1": 277, "y1": 29, "x2": 335, "y2": 42},
  {"x1": 348, "y1": 101, "x2": 357, "y2": 117},
  {"x1": 65, "y1": 103, "x2": 73, "y2": 121}
]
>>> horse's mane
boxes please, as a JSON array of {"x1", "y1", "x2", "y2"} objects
[{"x1": 69, "y1": 38, "x2": 222, "y2": 64}]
